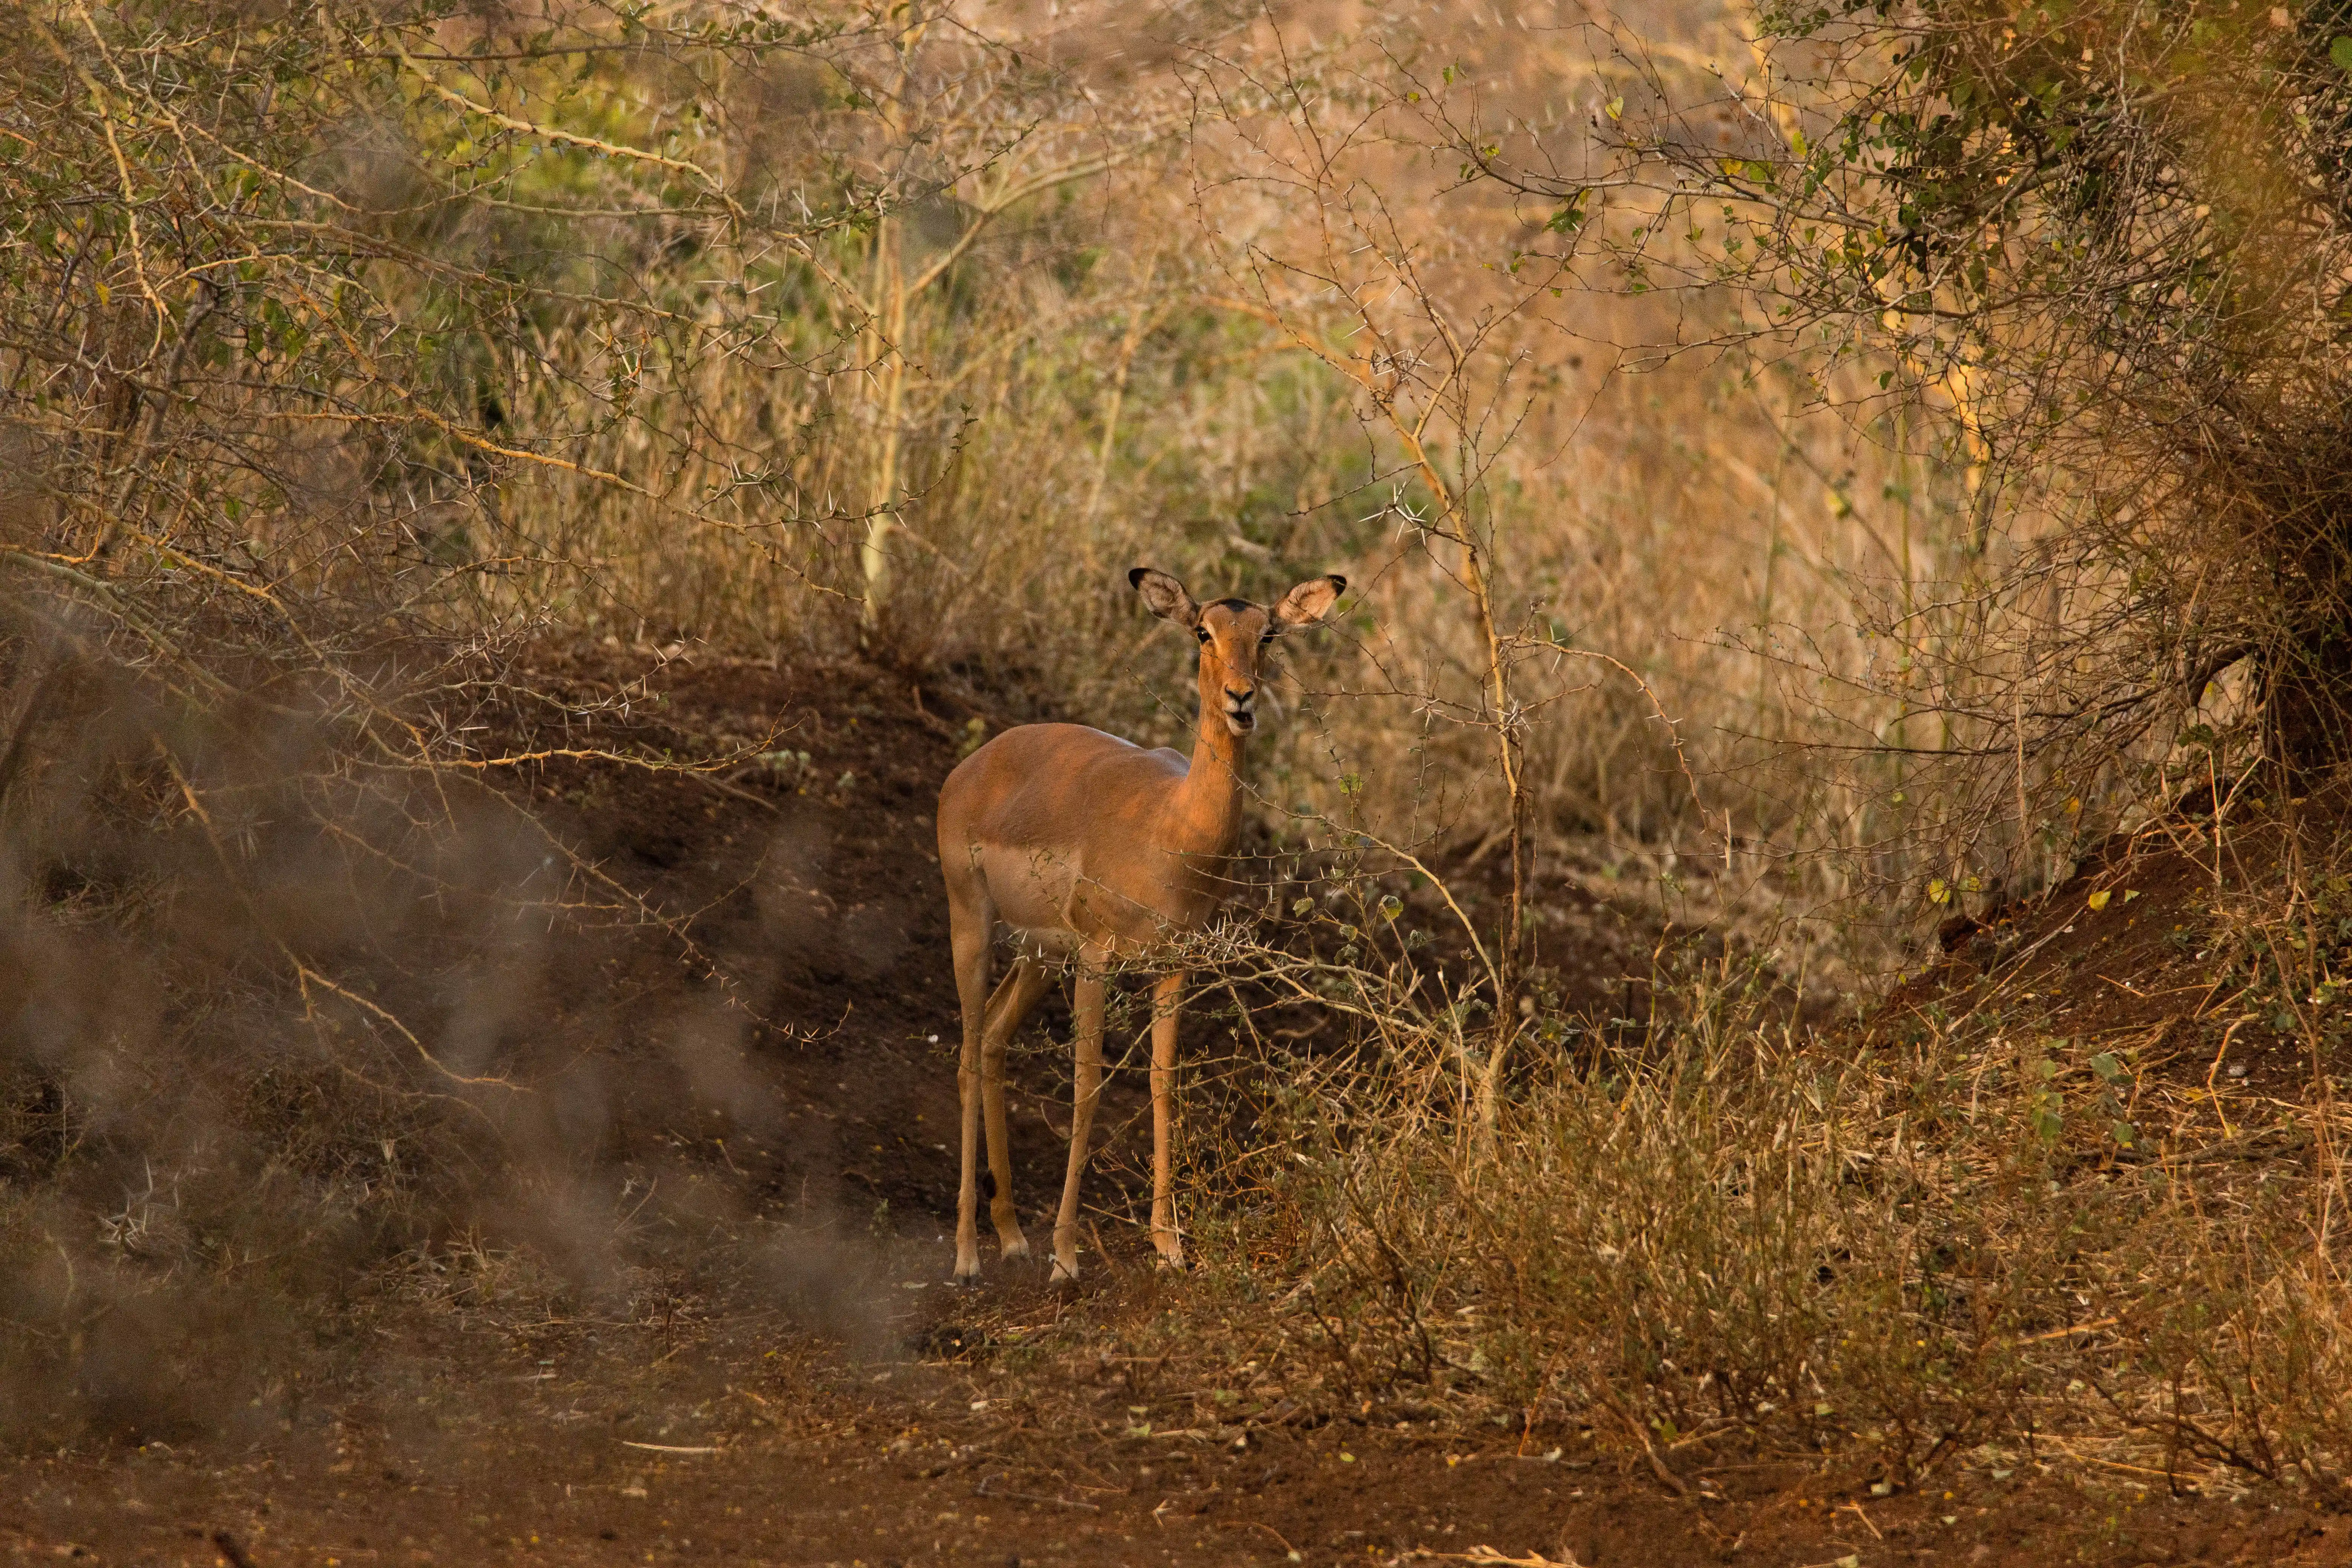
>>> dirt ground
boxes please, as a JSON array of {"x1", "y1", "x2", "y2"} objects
[
  {"x1": 8, "y1": 648, "x2": 2352, "y2": 1567},
  {"x1": 16, "y1": 1295, "x2": 2352, "y2": 1568}
]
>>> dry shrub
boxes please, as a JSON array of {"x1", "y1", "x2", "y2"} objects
[
  {"x1": 1439, "y1": 0, "x2": 2352, "y2": 912},
  {"x1": 1172, "y1": 865, "x2": 2352, "y2": 1493}
]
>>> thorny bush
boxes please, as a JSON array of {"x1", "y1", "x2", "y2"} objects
[{"x1": 1141, "y1": 845, "x2": 2352, "y2": 1497}]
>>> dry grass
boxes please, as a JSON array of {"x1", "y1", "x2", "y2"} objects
[{"x1": 1109, "y1": 823, "x2": 2352, "y2": 1499}]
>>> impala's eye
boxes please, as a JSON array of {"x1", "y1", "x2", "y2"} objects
[{"x1": 1196, "y1": 628, "x2": 1211, "y2": 645}]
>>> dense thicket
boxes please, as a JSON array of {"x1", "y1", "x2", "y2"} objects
[{"x1": 1493, "y1": 0, "x2": 2352, "y2": 890}]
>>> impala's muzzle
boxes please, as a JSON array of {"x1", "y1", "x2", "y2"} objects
[{"x1": 1223, "y1": 686, "x2": 1256, "y2": 734}]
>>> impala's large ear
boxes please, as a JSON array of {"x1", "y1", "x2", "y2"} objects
[
  {"x1": 1129, "y1": 566, "x2": 1200, "y2": 628},
  {"x1": 1271, "y1": 573, "x2": 1347, "y2": 630}
]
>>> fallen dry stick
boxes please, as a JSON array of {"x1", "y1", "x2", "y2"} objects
[
  {"x1": 974, "y1": 1472, "x2": 1101, "y2": 1513},
  {"x1": 1218, "y1": 1519, "x2": 1302, "y2": 1554},
  {"x1": 1838, "y1": 1500, "x2": 1883, "y2": 1540}
]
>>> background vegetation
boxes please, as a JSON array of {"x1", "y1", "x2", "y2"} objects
[
  {"x1": 9, "y1": 0, "x2": 2352, "y2": 1507},
  {"x1": 0, "y1": 0, "x2": 1975, "y2": 908}
]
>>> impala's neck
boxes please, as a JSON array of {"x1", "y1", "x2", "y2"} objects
[{"x1": 1168, "y1": 665, "x2": 1246, "y2": 857}]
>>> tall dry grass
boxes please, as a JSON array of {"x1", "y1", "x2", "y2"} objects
[{"x1": 1152, "y1": 867, "x2": 2352, "y2": 1496}]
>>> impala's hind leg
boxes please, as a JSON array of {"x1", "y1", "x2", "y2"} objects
[
  {"x1": 948, "y1": 888, "x2": 994, "y2": 1283},
  {"x1": 981, "y1": 956, "x2": 1052, "y2": 1260},
  {"x1": 1050, "y1": 954, "x2": 1109, "y2": 1283}
]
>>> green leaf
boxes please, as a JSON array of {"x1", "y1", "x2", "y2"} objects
[
  {"x1": 2331, "y1": 34, "x2": 2352, "y2": 70},
  {"x1": 1292, "y1": 897, "x2": 1315, "y2": 916},
  {"x1": 2090, "y1": 1052, "x2": 2122, "y2": 1081}
]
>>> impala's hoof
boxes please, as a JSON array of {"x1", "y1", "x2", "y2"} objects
[
  {"x1": 998, "y1": 1234, "x2": 1032, "y2": 1261},
  {"x1": 1049, "y1": 1256, "x2": 1079, "y2": 1285},
  {"x1": 1154, "y1": 1251, "x2": 1190, "y2": 1273}
]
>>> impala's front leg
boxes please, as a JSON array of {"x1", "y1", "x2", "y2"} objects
[
  {"x1": 1149, "y1": 969, "x2": 1187, "y2": 1269},
  {"x1": 1052, "y1": 953, "x2": 1109, "y2": 1283}
]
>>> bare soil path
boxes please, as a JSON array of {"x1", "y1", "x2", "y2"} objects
[{"x1": 11, "y1": 1288, "x2": 2352, "y2": 1568}]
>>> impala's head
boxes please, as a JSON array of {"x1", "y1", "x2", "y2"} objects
[{"x1": 1129, "y1": 566, "x2": 1347, "y2": 737}]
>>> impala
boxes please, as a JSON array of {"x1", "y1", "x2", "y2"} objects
[{"x1": 936, "y1": 565, "x2": 1346, "y2": 1282}]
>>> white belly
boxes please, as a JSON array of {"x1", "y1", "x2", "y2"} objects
[
  {"x1": 974, "y1": 842, "x2": 1079, "y2": 932},
  {"x1": 968, "y1": 829, "x2": 1191, "y2": 955}
]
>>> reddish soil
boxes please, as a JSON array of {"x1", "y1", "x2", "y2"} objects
[
  {"x1": 13, "y1": 1282, "x2": 2352, "y2": 1568},
  {"x1": 1875, "y1": 794, "x2": 2352, "y2": 1099},
  {"x1": 6, "y1": 649, "x2": 2351, "y2": 1567}
]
